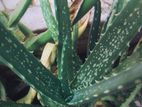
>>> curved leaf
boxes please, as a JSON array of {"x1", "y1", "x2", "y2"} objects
[
  {"x1": 68, "y1": 62, "x2": 142, "y2": 105},
  {"x1": 8, "y1": 0, "x2": 31, "y2": 27},
  {"x1": 0, "y1": 22, "x2": 70, "y2": 104},
  {"x1": 71, "y1": 0, "x2": 142, "y2": 90},
  {"x1": 73, "y1": 0, "x2": 97, "y2": 24},
  {"x1": 40, "y1": 0, "x2": 58, "y2": 42},
  {"x1": 87, "y1": 0, "x2": 101, "y2": 54}
]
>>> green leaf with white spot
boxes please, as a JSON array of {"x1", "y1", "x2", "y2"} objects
[
  {"x1": 70, "y1": 25, "x2": 82, "y2": 84},
  {"x1": 67, "y1": 61, "x2": 142, "y2": 105},
  {"x1": 68, "y1": 43, "x2": 142, "y2": 105},
  {"x1": 40, "y1": 0, "x2": 58, "y2": 42},
  {"x1": 0, "y1": 22, "x2": 70, "y2": 104},
  {"x1": 55, "y1": 0, "x2": 73, "y2": 87},
  {"x1": 71, "y1": 0, "x2": 142, "y2": 90},
  {"x1": 87, "y1": 0, "x2": 101, "y2": 55},
  {"x1": 102, "y1": 0, "x2": 129, "y2": 34},
  {"x1": 0, "y1": 12, "x2": 26, "y2": 42}
]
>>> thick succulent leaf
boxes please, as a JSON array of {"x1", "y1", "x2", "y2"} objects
[
  {"x1": 100, "y1": 44, "x2": 142, "y2": 106},
  {"x1": 102, "y1": 0, "x2": 129, "y2": 34},
  {"x1": 68, "y1": 44, "x2": 142, "y2": 105},
  {"x1": 113, "y1": 45, "x2": 142, "y2": 74},
  {"x1": 67, "y1": 62, "x2": 142, "y2": 105},
  {"x1": 0, "y1": 12, "x2": 8, "y2": 27},
  {"x1": 11, "y1": 26, "x2": 26, "y2": 42},
  {"x1": 87, "y1": 0, "x2": 101, "y2": 54},
  {"x1": 120, "y1": 83, "x2": 142, "y2": 107},
  {"x1": 24, "y1": 30, "x2": 53, "y2": 51},
  {"x1": 57, "y1": 35, "x2": 72, "y2": 85},
  {"x1": 73, "y1": 0, "x2": 97, "y2": 24},
  {"x1": 40, "y1": 0, "x2": 58, "y2": 42},
  {"x1": 113, "y1": 0, "x2": 130, "y2": 16},
  {"x1": 55, "y1": 0, "x2": 73, "y2": 87},
  {"x1": 71, "y1": 0, "x2": 142, "y2": 90},
  {"x1": 0, "y1": 101, "x2": 40, "y2": 107},
  {"x1": 8, "y1": 0, "x2": 31, "y2": 27},
  {"x1": 0, "y1": 22, "x2": 69, "y2": 104},
  {"x1": 0, "y1": 12, "x2": 26, "y2": 42},
  {"x1": 70, "y1": 25, "x2": 82, "y2": 83},
  {"x1": 18, "y1": 23, "x2": 34, "y2": 37},
  {"x1": 71, "y1": 51, "x2": 82, "y2": 83},
  {"x1": 72, "y1": 24, "x2": 78, "y2": 49},
  {"x1": 67, "y1": 37, "x2": 142, "y2": 105}
]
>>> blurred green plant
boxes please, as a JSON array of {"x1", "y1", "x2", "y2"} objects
[{"x1": 0, "y1": 0, "x2": 142, "y2": 107}]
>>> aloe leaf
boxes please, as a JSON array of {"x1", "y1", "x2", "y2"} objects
[
  {"x1": 102, "y1": 0, "x2": 129, "y2": 34},
  {"x1": 87, "y1": 0, "x2": 101, "y2": 54},
  {"x1": 71, "y1": 24, "x2": 82, "y2": 66},
  {"x1": 55, "y1": 0, "x2": 73, "y2": 86},
  {"x1": 71, "y1": 0, "x2": 142, "y2": 90},
  {"x1": 71, "y1": 51, "x2": 82, "y2": 83},
  {"x1": 58, "y1": 36, "x2": 72, "y2": 84},
  {"x1": 120, "y1": 83, "x2": 142, "y2": 107},
  {"x1": 8, "y1": 0, "x2": 31, "y2": 27},
  {"x1": 0, "y1": 12, "x2": 8, "y2": 27},
  {"x1": 0, "y1": 12, "x2": 26, "y2": 42},
  {"x1": 24, "y1": 30, "x2": 53, "y2": 51},
  {"x1": 110, "y1": 0, "x2": 128, "y2": 22},
  {"x1": 11, "y1": 26, "x2": 26, "y2": 42},
  {"x1": 40, "y1": 0, "x2": 58, "y2": 42},
  {"x1": 73, "y1": 0, "x2": 97, "y2": 24},
  {"x1": 18, "y1": 23, "x2": 34, "y2": 37},
  {"x1": 0, "y1": 22, "x2": 70, "y2": 104},
  {"x1": 67, "y1": 62, "x2": 142, "y2": 105},
  {"x1": 70, "y1": 25, "x2": 82, "y2": 83},
  {"x1": 0, "y1": 101, "x2": 40, "y2": 107},
  {"x1": 113, "y1": 0, "x2": 129, "y2": 13},
  {"x1": 72, "y1": 24, "x2": 78, "y2": 50},
  {"x1": 69, "y1": 53, "x2": 82, "y2": 91},
  {"x1": 68, "y1": 43, "x2": 142, "y2": 105}
]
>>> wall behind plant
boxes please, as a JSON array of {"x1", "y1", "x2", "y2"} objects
[{"x1": 0, "y1": 0, "x2": 113, "y2": 31}]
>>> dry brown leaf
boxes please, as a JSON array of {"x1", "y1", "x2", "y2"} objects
[
  {"x1": 70, "y1": 0, "x2": 83, "y2": 23},
  {"x1": 40, "y1": 43, "x2": 57, "y2": 69},
  {"x1": 78, "y1": 11, "x2": 91, "y2": 37},
  {"x1": 70, "y1": 0, "x2": 91, "y2": 37},
  {"x1": 16, "y1": 87, "x2": 36, "y2": 104}
]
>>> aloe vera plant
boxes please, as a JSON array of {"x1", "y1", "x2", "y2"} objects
[{"x1": 0, "y1": 0, "x2": 142, "y2": 107}]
